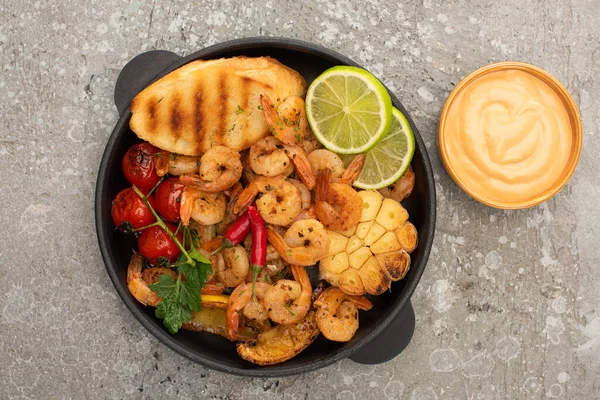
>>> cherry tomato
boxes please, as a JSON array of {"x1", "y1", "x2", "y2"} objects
[
  {"x1": 122, "y1": 142, "x2": 160, "y2": 191},
  {"x1": 154, "y1": 178, "x2": 185, "y2": 222},
  {"x1": 138, "y1": 222, "x2": 182, "y2": 265},
  {"x1": 111, "y1": 187, "x2": 155, "y2": 232}
]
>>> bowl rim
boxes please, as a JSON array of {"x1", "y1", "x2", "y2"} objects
[
  {"x1": 438, "y1": 61, "x2": 583, "y2": 209},
  {"x1": 95, "y1": 36, "x2": 436, "y2": 376}
]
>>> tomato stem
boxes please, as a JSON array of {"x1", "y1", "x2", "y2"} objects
[
  {"x1": 131, "y1": 221, "x2": 161, "y2": 232},
  {"x1": 147, "y1": 175, "x2": 166, "y2": 197},
  {"x1": 132, "y1": 185, "x2": 194, "y2": 266}
]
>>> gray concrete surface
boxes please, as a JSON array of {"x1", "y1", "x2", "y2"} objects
[{"x1": 1, "y1": 0, "x2": 599, "y2": 399}]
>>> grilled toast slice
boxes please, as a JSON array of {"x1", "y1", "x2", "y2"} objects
[{"x1": 129, "y1": 56, "x2": 306, "y2": 156}]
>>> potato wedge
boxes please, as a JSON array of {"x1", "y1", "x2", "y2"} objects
[
  {"x1": 183, "y1": 307, "x2": 261, "y2": 341},
  {"x1": 237, "y1": 311, "x2": 320, "y2": 365},
  {"x1": 375, "y1": 250, "x2": 411, "y2": 281},
  {"x1": 358, "y1": 256, "x2": 391, "y2": 295}
]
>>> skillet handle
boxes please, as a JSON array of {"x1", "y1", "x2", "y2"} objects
[
  {"x1": 349, "y1": 300, "x2": 415, "y2": 364},
  {"x1": 114, "y1": 50, "x2": 182, "y2": 115}
]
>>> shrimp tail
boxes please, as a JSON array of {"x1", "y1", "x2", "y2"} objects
[
  {"x1": 266, "y1": 226, "x2": 289, "y2": 257},
  {"x1": 233, "y1": 182, "x2": 259, "y2": 214},
  {"x1": 227, "y1": 312, "x2": 240, "y2": 340},
  {"x1": 201, "y1": 282, "x2": 226, "y2": 295},
  {"x1": 179, "y1": 187, "x2": 196, "y2": 226},
  {"x1": 155, "y1": 151, "x2": 170, "y2": 177},
  {"x1": 180, "y1": 174, "x2": 221, "y2": 193},
  {"x1": 266, "y1": 226, "x2": 317, "y2": 267},
  {"x1": 126, "y1": 253, "x2": 144, "y2": 284},
  {"x1": 314, "y1": 169, "x2": 335, "y2": 226},
  {"x1": 284, "y1": 144, "x2": 316, "y2": 190},
  {"x1": 291, "y1": 265, "x2": 309, "y2": 286},
  {"x1": 127, "y1": 253, "x2": 162, "y2": 307},
  {"x1": 260, "y1": 94, "x2": 279, "y2": 132},
  {"x1": 315, "y1": 168, "x2": 331, "y2": 203},
  {"x1": 339, "y1": 154, "x2": 366, "y2": 185},
  {"x1": 346, "y1": 294, "x2": 373, "y2": 311},
  {"x1": 180, "y1": 174, "x2": 204, "y2": 188}
]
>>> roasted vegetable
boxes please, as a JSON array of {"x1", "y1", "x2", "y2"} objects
[
  {"x1": 318, "y1": 190, "x2": 417, "y2": 295},
  {"x1": 182, "y1": 294, "x2": 264, "y2": 341},
  {"x1": 236, "y1": 311, "x2": 320, "y2": 365}
]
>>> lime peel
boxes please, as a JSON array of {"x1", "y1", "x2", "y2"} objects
[
  {"x1": 349, "y1": 107, "x2": 416, "y2": 190},
  {"x1": 306, "y1": 66, "x2": 393, "y2": 155}
]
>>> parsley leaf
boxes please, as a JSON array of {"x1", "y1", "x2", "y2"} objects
[
  {"x1": 149, "y1": 274, "x2": 177, "y2": 299},
  {"x1": 155, "y1": 288, "x2": 192, "y2": 334},
  {"x1": 148, "y1": 248, "x2": 213, "y2": 334}
]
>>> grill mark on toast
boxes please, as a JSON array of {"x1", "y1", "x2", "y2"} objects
[
  {"x1": 170, "y1": 94, "x2": 182, "y2": 139},
  {"x1": 240, "y1": 77, "x2": 251, "y2": 149},
  {"x1": 147, "y1": 100, "x2": 157, "y2": 131},
  {"x1": 194, "y1": 85, "x2": 204, "y2": 152},
  {"x1": 217, "y1": 73, "x2": 228, "y2": 147}
]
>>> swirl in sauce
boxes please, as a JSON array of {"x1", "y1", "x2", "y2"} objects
[{"x1": 443, "y1": 69, "x2": 573, "y2": 204}]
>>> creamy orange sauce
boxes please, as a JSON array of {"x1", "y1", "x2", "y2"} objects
[{"x1": 443, "y1": 69, "x2": 573, "y2": 204}]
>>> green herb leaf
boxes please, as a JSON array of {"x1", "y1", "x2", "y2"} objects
[
  {"x1": 155, "y1": 290, "x2": 192, "y2": 334},
  {"x1": 148, "y1": 273, "x2": 177, "y2": 299},
  {"x1": 149, "y1": 250, "x2": 212, "y2": 333},
  {"x1": 236, "y1": 105, "x2": 244, "y2": 115}
]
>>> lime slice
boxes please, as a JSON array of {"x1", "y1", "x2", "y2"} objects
[
  {"x1": 346, "y1": 107, "x2": 415, "y2": 190},
  {"x1": 305, "y1": 66, "x2": 393, "y2": 154}
]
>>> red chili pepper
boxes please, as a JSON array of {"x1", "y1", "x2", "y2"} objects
[
  {"x1": 209, "y1": 211, "x2": 251, "y2": 256},
  {"x1": 247, "y1": 204, "x2": 266, "y2": 269},
  {"x1": 247, "y1": 204, "x2": 266, "y2": 301},
  {"x1": 224, "y1": 210, "x2": 251, "y2": 247}
]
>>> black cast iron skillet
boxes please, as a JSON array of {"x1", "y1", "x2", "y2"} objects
[{"x1": 95, "y1": 37, "x2": 436, "y2": 377}]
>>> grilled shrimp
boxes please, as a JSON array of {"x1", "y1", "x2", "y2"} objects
[
  {"x1": 226, "y1": 281, "x2": 272, "y2": 340},
  {"x1": 180, "y1": 146, "x2": 243, "y2": 193},
  {"x1": 266, "y1": 219, "x2": 330, "y2": 266},
  {"x1": 215, "y1": 245, "x2": 250, "y2": 288},
  {"x1": 127, "y1": 254, "x2": 222, "y2": 307},
  {"x1": 291, "y1": 206, "x2": 318, "y2": 223},
  {"x1": 288, "y1": 178, "x2": 311, "y2": 210},
  {"x1": 264, "y1": 265, "x2": 312, "y2": 325},
  {"x1": 260, "y1": 95, "x2": 315, "y2": 189},
  {"x1": 260, "y1": 95, "x2": 308, "y2": 144},
  {"x1": 300, "y1": 127, "x2": 322, "y2": 155},
  {"x1": 307, "y1": 149, "x2": 345, "y2": 179},
  {"x1": 337, "y1": 154, "x2": 366, "y2": 185},
  {"x1": 127, "y1": 254, "x2": 171, "y2": 307},
  {"x1": 314, "y1": 168, "x2": 363, "y2": 232},
  {"x1": 180, "y1": 187, "x2": 226, "y2": 226},
  {"x1": 314, "y1": 287, "x2": 373, "y2": 342},
  {"x1": 233, "y1": 176, "x2": 302, "y2": 226},
  {"x1": 156, "y1": 152, "x2": 201, "y2": 176},
  {"x1": 249, "y1": 136, "x2": 294, "y2": 177},
  {"x1": 378, "y1": 165, "x2": 415, "y2": 202}
]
